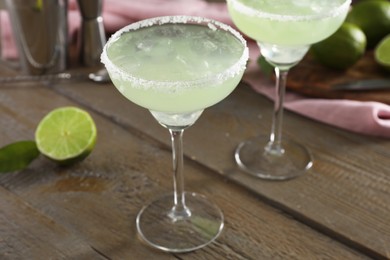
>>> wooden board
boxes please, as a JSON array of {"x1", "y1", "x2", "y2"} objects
[
  {"x1": 287, "y1": 51, "x2": 390, "y2": 104},
  {"x1": 52, "y1": 79, "x2": 390, "y2": 259},
  {"x1": 0, "y1": 86, "x2": 366, "y2": 259}
]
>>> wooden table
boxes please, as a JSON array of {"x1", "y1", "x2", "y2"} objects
[{"x1": 0, "y1": 64, "x2": 389, "y2": 259}]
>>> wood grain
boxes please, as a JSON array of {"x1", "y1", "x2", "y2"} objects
[
  {"x1": 288, "y1": 51, "x2": 390, "y2": 104},
  {"x1": 0, "y1": 186, "x2": 106, "y2": 259},
  {"x1": 50, "y1": 79, "x2": 390, "y2": 259},
  {"x1": 0, "y1": 85, "x2": 367, "y2": 259}
]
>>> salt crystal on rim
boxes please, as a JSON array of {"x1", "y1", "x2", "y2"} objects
[
  {"x1": 101, "y1": 16, "x2": 249, "y2": 94},
  {"x1": 227, "y1": 0, "x2": 351, "y2": 22}
]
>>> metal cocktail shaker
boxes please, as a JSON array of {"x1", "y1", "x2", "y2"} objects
[
  {"x1": 77, "y1": 0, "x2": 106, "y2": 66},
  {"x1": 5, "y1": 0, "x2": 68, "y2": 75}
]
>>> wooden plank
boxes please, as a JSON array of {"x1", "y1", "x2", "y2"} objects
[
  {"x1": 0, "y1": 87, "x2": 173, "y2": 260},
  {"x1": 0, "y1": 86, "x2": 367, "y2": 259},
  {"x1": 51, "y1": 80, "x2": 390, "y2": 259},
  {"x1": 0, "y1": 186, "x2": 105, "y2": 259}
]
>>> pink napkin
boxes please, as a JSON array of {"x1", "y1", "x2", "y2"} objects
[
  {"x1": 2, "y1": 0, "x2": 390, "y2": 138},
  {"x1": 245, "y1": 44, "x2": 390, "y2": 138}
]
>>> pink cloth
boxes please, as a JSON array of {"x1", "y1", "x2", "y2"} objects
[
  {"x1": 245, "y1": 44, "x2": 390, "y2": 138},
  {"x1": 2, "y1": 0, "x2": 390, "y2": 138}
]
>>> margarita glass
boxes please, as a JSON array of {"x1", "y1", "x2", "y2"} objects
[
  {"x1": 227, "y1": 0, "x2": 351, "y2": 180},
  {"x1": 101, "y1": 16, "x2": 248, "y2": 252}
]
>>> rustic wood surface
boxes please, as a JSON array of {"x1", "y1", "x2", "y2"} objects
[
  {"x1": 0, "y1": 65, "x2": 388, "y2": 259},
  {"x1": 288, "y1": 52, "x2": 390, "y2": 104}
]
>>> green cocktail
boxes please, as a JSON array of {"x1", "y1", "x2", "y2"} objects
[
  {"x1": 105, "y1": 22, "x2": 245, "y2": 115},
  {"x1": 101, "y1": 16, "x2": 248, "y2": 252},
  {"x1": 228, "y1": 0, "x2": 350, "y2": 46},
  {"x1": 227, "y1": 0, "x2": 351, "y2": 180}
]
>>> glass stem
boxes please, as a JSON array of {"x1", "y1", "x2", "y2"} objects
[
  {"x1": 168, "y1": 128, "x2": 191, "y2": 220},
  {"x1": 266, "y1": 67, "x2": 289, "y2": 155}
]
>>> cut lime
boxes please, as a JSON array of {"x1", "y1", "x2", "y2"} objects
[
  {"x1": 35, "y1": 107, "x2": 97, "y2": 165},
  {"x1": 375, "y1": 34, "x2": 390, "y2": 71}
]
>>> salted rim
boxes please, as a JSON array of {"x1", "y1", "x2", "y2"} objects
[
  {"x1": 101, "y1": 16, "x2": 249, "y2": 91},
  {"x1": 228, "y1": 0, "x2": 352, "y2": 22}
]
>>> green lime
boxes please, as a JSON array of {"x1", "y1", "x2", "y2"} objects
[
  {"x1": 257, "y1": 55, "x2": 274, "y2": 78},
  {"x1": 375, "y1": 34, "x2": 390, "y2": 71},
  {"x1": 35, "y1": 107, "x2": 97, "y2": 165},
  {"x1": 311, "y1": 22, "x2": 367, "y2": 70},
  {"x1": 33, "y1": 0, "x2": 43, "y2": 11},
  {"x1": 346, "y1": 0, "x2": 390, "y2": 48}
]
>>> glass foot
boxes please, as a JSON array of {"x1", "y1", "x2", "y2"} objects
[
  {"x1": 235, "y1": 136, "x2": 313, "y2": 180},
  {"x1": 136, "y1": 192, "x2": 224, "y2": 253}
]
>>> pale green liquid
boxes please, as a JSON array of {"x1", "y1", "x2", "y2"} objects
[
  {"x1": 228, "y1": 0, "x2": 350, "y2": 45},
  {"x1": 105, "y1": 23, "x2": 245, "y2": 114}
]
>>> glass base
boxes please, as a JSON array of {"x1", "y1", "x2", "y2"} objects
[
  {"x1": 235, "y1": 136, "x2": 313, "y2": 180},
  {"x1": 136, "y1": 192, "x2": 224, "y2": 253}
]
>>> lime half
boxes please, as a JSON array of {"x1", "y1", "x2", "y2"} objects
[
  {"x1": 35, "y1": 107, "x2": 97, "y2": 165},
  {"x1": 375, "y1": 34, "x2": 390, "y2": 71}
]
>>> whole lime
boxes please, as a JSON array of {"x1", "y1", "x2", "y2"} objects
[
  {"x1": 311, "y1": 22, "x2": 367, "y2": 70},
  {"x1": 346, "y1": 0, "x2": 390, "y2": 48}
]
